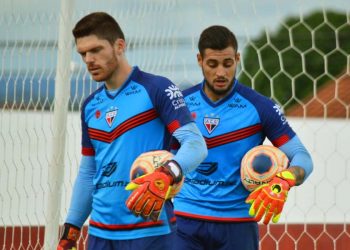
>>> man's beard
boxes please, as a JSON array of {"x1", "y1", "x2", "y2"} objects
[{"x1": 204, "y1": 78, "x2": 234, "y2": 96}]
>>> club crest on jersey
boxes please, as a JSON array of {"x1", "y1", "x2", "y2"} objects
[
  {"x1": 204, "y1": 117, "x2": 220, "y2": 134},
  {"x1": 105, "y1": 107, "x2": 118, "y2": 127}
]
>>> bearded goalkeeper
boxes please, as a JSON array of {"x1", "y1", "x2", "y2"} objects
[{"x1": 172, "y1": 25, "x2": 313, "y2": 250}]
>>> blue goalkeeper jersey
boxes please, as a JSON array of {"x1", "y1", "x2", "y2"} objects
[
  {"x1": 81, "y1": 66, "x2": 192, "y2": 240},
  {"x1": 173, "y1": 79, "x2": 296, "y2": 222}
]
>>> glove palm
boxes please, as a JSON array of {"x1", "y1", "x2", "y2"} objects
[
  {"x1": 126, "y1": 171, "x2": 172, "y2": 221},
  {"x1": 246, "y1": 170, "x2": 296, "y2": 224}
]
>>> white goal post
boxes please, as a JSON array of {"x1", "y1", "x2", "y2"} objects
[{"x1": 0, "y1": 0, "x2": 349, "y2": 249}]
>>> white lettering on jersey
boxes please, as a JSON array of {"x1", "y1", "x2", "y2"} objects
[
  {"x1": 165, "y1": 84, "x2": 186, "y2": 110},
  {"x1": 273, "y1": 104, "x2": 287, "y2": 125},
  {"x1": 165, "y1": 84, "x2": 183, "y2": 99}
]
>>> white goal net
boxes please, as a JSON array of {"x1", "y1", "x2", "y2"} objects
[{"x1": 0, "y1": 0, "x2": 349, "y2": 249}]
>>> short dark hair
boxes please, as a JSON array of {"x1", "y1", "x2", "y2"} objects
[
  {"x1": 72, "y1": 12, "x2": 125, "y2": 45},
  {"x1": 198, "y1": 25, "x2": 238, "y2": 56}
]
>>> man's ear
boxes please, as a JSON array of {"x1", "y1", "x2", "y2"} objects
[
  {"x1": 197, "y1": 53, "x2": 202, "y2": 67},
  {"x1": 114, "y1": 38, "x2": 126, "y2": 55},
  {"x1": 235, "y1": 52, "x2": 241, "y2": 63}
]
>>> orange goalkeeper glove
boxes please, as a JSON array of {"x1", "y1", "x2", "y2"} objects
[
  {"x1": 246, "y1": 170, "x2": 296, "y2": 225},
  {"x1": 126, "y1": 160, "x2": 182, "y2": 221},
  {"x1": 57, "y1": 223, "x2": 80, "y2": 250}
]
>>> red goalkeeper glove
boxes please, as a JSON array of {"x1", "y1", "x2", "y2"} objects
[
  {"x1": 246, "y1": 170, "x2": 296, "y2": 225},
  {"x1": 57, "y1": 223, "x2": 80, "y2": 250},
  {"x1": 125, "y1": 160, "x2": 183, "y2": 221}
]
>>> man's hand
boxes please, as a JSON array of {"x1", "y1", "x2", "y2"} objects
[
  {"x1": 57, "y1": 223, "x2": 80, "y2": 250},
  {"x1": 246, "y1": 170, "x2": 296, "y2": 225},
  {"x1": 126, "y1": 160, "x2": 182, "y2": 221}
]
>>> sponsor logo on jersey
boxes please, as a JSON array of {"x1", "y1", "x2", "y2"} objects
[
  {"x1": 187, "y1": 96, "x2": 201, "y2": 107},
  {"x1": 102, "y1": 162, "x2": 117, "y2": 177},
  {"x1": 105, "y1": 107, "x2": 118, "y2": 127},
  {"x1": 165, "y1": 84, "x2": 186, "y2": 110},
  {"x1": 125, "y1": 84, "x2": 141, "y2": 96},
  {"x1": 184, "y1": 178, "x2": 237, "y2": 186},
  {"x1": 227, "y1": 97, "x2": 246, "y2": 108},
  {"x1": 96, "y1": 162, "x2": 128, "y2": 189},
  {"x1": 204, "y1": 116, "x2": 220, "y2": 134},
  {"x1": 92, "y1": 94, "x2": 104, "y2": 106},
  {"x1": 227, "y1": 103, "x2": 247, "y2": 108},
  {"x1": 165, "y1": 84, "x2": 183, "y2": 99},
  {"x1": 96, "y1": 180, "x2": 128, "y2": 189},
  {"x1": 196, "y1": 162, "x2": 218, "y2": 175},
  {"x1": 273, "y1": 104, "x2": 287, "y2": 125}
]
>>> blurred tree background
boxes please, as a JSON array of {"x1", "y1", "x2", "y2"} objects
[{"x1": 238, "y1": 10, "x2": 350, "y2": 110}]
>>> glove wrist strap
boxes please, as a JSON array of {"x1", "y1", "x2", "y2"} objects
[
  {"x1": 158, "y1": 160, "x2": 183, "y2": 184},
  {"x1": 276, "y1": 170, "x2": 296, "y2": 188},
  {"x1": 61, "y1": 223, "x2": 80, "y2": 241}
]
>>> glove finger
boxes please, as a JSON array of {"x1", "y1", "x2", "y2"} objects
[
  {"x1": 263, "y1": 208, "x2": 273, "y2": 225},
  {"x1": 154, "y1": 199, "x2": 165, "y2": 212},
  {"x1": 248, "y1": 198, "x2": 261, "y2": 217},
  {"x1": 275, "y1": 200, "x2": 285, "y2": 215},
  {"x1": 133, "y1": 193, "x2": 150, "y2": 214},
  {"x1": 258, "y1": 189, "x2": 275, "y2": 222},
  {"x1": 126, "y1": 187, "x2": 145, "y2": 210},
  {"x1": 252, "y1": 190, "x2": 270, "y2": 221},
  {"x1": 125, "y1": 182, "x2": 140, "y2": 191},
  {"x1": 271, "y1": 200, "x2": 285, "y2": 223},
  {"x1": 140, "y1": 213, "x2": 149, "y2": 220},
  {"x1": 149, "y1": 210, "x2": 161, "y2": 222},
  {"x1": 272, "y1": 212, "x2": 282, "y2": 223},
  {"x1": 126, "y1": 174, "x2": 151, "y2": 187},
  {"x1": 57, "y1": 240, "x2": 77, "y2": 250},
  {"x1": 250, "y1": 191, "x2": 267, "y2": 215},
  {"x1": 254, "y1": 201, "x2": 267, "y2": 222},
  {"x1": 246, "y1": 186, "x2": 264, "y2": 203},
  {"x1": 149, "y1": 200, "x2": 165, "y2": 222},
  {"x1": 264, "y1": 195, "x2": 284, "y2": 224},
  {"x1": 141, "y1": 198, "x2": 156, "y2": 217}
]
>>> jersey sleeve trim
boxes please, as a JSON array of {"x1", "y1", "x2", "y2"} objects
[
  {"x1": 82, "y1": 147, "x2": 95, "y2": 156},
  {"x1": 167, "y1": 120, "x2": 181, "y2": 134},
  {"x1": 272, "y1": 134, "x2": 292, "y2": 147}
]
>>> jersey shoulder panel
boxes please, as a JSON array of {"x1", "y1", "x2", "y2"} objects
[
  {"x1": 132, "y1": 68, "x2": 192, "y2": 132},
  {"x1": 133, "y1": 69, "x2": 174, "y2": 91},
  {"x1": 236, "y1": 82, "x2": 296, "y2": 146},
  {"x1": 81, "y1": 85, "x2": 105, "y2": 120},
  {"x1": 182, "y1": 83, "x2": 202, "y2": 97},
  {"x1": 235, "y1": 82, "x2": 273, "y2": 107}
]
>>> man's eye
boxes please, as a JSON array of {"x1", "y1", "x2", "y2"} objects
[
  {"x1": 224, "y1": 62, "x2": 234, "y2": 68},
  {"x1": 92, "y1": 48, "x2": 101, "y2": 53},
  {"x1": 223, "y1": 59, "x2": 235, "y2": 67},
  {"x1": 207, "y1": 62, "x2": 218, "y2": 68}
]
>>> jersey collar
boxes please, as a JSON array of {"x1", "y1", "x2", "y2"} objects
[
  {"x1": 104, "y1": 66, "x2": 140, "y2": 99},
  {"x1": 200, "y1": 78, "x2": 238, "y2": 107}
]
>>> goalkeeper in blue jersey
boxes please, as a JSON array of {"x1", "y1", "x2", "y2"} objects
[
  {"x1": 172, "y1": 25, "x2": 313, "y2": 250},
  {"x1": 57, "y1": 12, "x2": 207, "y2": 250}
]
